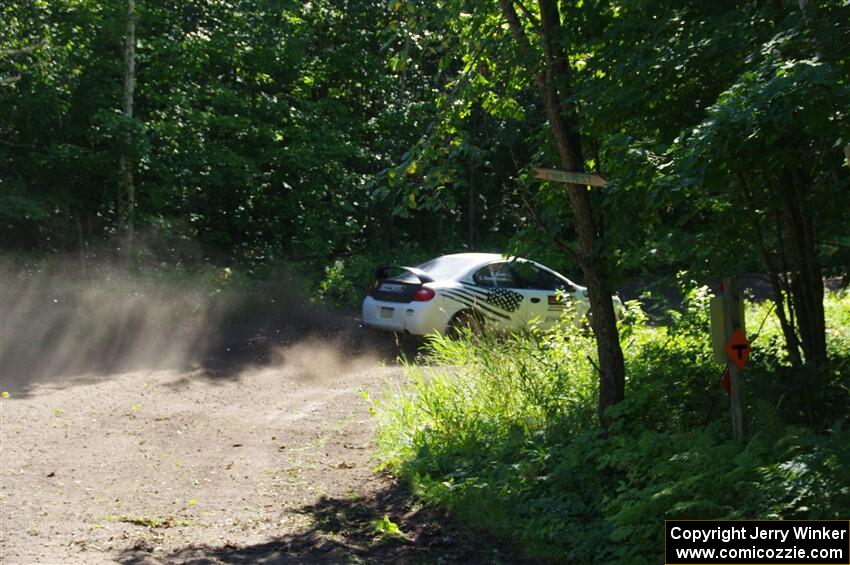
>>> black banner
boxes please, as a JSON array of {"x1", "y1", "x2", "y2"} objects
[{"x1": 665, "y1": 520, "x2": 850, "y2": 564}]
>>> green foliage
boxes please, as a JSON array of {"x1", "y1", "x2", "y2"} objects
[
  {"x1": 0, "y1": 0, "x2": 492, "y2": 261},
  {"x1": 590, "y1": 0, "x2": 850, "y2": 281},
  {"x1": 3, "y1": 0, "x2": 846, "y2": 311},
  {"x1": 371, "y1": 514, "x2": 407, "y2": 541},
  {"x1": 375, "y1": 325, "x2": 599, "y2": 465},
  {"x1": 373, "y1": 292, "x2": 850, "y2": 562},
  {"x1": 317, "y1": 256, "x2": 376, "y2": 308},
  {"x1": 314, "y1": 243, "x2": 434, "y2": 308}
]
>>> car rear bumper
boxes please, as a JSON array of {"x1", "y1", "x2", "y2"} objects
[{"x1": 361, "y1": 296, "x2": 449, "y2": 335}]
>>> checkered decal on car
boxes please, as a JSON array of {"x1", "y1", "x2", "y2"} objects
[{"x1": 485, "y1": 288, "x2": 523, "y2": 313}]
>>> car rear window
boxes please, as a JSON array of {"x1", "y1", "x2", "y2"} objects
[{"x1": 415, "y1": 256, "x2": 475, "y2": 280}]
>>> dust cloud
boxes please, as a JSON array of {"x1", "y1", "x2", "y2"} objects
[
  {"x1": 0, "y1": 257, "x2": 398, "y2": 393},
  {"x1": 273, "y1": 337, "x2": 380, "y2": 381}
]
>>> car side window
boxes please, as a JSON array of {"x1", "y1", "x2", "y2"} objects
[
  {"x1": 511, "y1": 262, "x2": 566, "y2": 291},
  {"x1": 473, "y1": 262, "x2": 518, "y2": 288}
]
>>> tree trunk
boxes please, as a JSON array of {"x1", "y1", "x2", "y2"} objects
[
  {"x1": 468, "y1": 162, "x2": 476, "y2": 250},
  {"x1": 499, "y1": 0, "x2": 626, "y2": 424},
  {"x1": 120, "y1": 0, "x2": 136, "y2": 250},
  {"x1": 739, "y1": 174, "x2": 803, "y2": 366},
  {"x1": 779, "y1": 170, "x2": 826, "y2": 367},
  {"x1": 770, "y1": 273, "x2": 804, "y2": 367}
]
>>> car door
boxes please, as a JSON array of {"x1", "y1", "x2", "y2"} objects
[
  {"x1": 510, "y1": 260, "x2": 578, "y2": 330},
  {"x1": 459, "y1": 262, "x2": 527, "y2": 330}
]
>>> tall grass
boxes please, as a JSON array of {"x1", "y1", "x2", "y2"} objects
[
  {"x1": 371, "y1": 289, "x2": 850, "y2": 562},
  {"x1": 375, "y1": 326, "x2": 598, "y2": 465}
]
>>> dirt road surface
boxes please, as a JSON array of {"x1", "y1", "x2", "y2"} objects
[{"x1": 0, "y1": 340, "x2": 512, "y2": 564}]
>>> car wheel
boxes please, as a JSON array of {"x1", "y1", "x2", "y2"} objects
[{"x1": 447, "y1": 309, "x2": 484, "y2": 339}]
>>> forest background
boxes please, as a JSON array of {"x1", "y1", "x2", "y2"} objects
[{"x1": 2, "y1": 1, "x2": 849, "y2": 561}]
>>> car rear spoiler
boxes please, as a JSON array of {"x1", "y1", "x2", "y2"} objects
[{"x1": 375, "y1": 265, "x2": 434, "y2": 284}]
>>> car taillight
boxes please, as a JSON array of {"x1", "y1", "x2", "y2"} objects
[{"x1": 413, "y1": 287, "x2": 435, "y2": 301}]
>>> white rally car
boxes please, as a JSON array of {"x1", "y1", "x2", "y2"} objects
[{"x1": 361, "y1": 253, "x2": 621, "y2": 336}]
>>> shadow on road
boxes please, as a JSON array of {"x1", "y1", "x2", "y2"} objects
[{"x1": 116, "y1": 480, "x2": 519, "y2": 565}]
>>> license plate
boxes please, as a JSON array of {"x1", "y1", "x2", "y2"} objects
[
  {"x1": 380, "y1": 307, "x2": 394, "y2": 318},
  {"x1": 379, "y1": 283, "x2": 406, "y2": 293}
]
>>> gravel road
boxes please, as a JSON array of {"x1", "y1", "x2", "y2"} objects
[{"x1": 0, "y1": 338, "x2": 512, "y2": 564}]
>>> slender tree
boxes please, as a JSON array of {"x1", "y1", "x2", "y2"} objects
[
  {"x1": 120, "y1": 0, "x2": 136, "y2": 249},
  {"x1": 498, "y1": 0, "x2": 625, "y2": 424}
]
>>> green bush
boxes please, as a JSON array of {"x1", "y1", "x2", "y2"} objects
[
  {"x1": 372, "y1": 290, "x2": 850, "y2": 562},
  {"x1": 317, "y1": 255, "x2": 377, "y2": 308},
  {"x1": 314, "y1": 244, "x2": 434, "y2": 308}
]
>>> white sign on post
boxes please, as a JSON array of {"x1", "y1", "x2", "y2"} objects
[{"x1": 533, "y1": 167, "x2": 608, "y2": 187}]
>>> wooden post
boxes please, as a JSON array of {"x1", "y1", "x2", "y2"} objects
[{"x1": 722, "y1": 277, "x2": 746, "y2": 441}]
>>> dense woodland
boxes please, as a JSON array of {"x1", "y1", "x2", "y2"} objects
[
  {"x1": 2, "y1": 0, "x2": 849, "y2": 560},
  {"x1": 4, "y1": 1, "x2": 846, "y2": 270}
]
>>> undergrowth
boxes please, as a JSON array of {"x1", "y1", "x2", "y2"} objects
[{"x1": 372, "y1": 288, "x2": 850, "y2": 563}]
